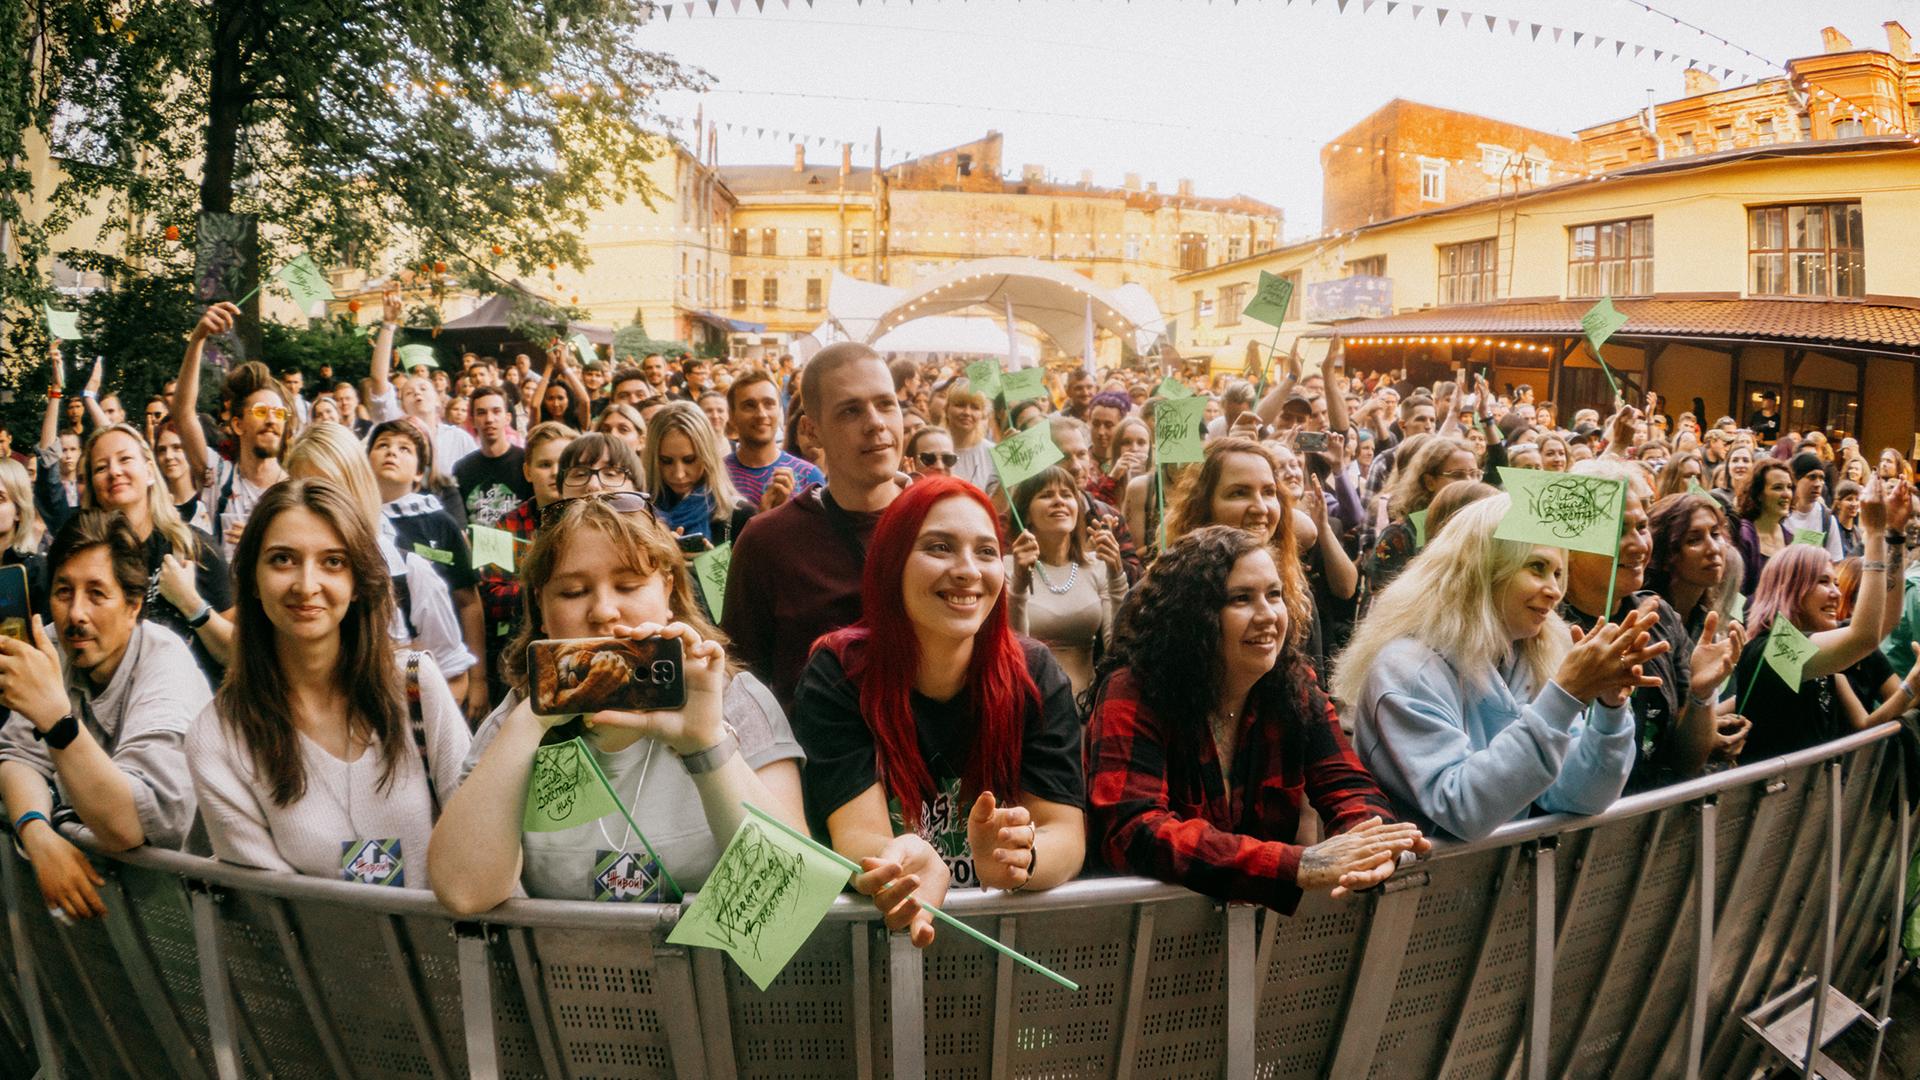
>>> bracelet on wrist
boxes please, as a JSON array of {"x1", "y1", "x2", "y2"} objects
[
  {"x1": 677, "y1": 723, "x2": 739, "y2": 775},
  {"x1": 1863, "y1": 560, "x2": 1889, "y2": 573},
  {"x1": 186, "y1": 603, "x2": 215, "y2": 629},
  {"x1": 12, "y1": 810, "x2": 50, "y2": 838}
]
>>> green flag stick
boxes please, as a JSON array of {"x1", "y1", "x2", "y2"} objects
[
  {"x1": 1155, "y1": 464, "x2": 1167, "y2": 553},
  {"x1": 740, "y1": 803, "x2": 1081, "y2": 992},
  {"x1": 232, "y1": 280, "x2": 264, "y2": 307},
  {"x1": 1252, "y1": 323, "x2": 1284, "y2": 399},
  {"x1": 581, "y1": 743, "x2": 682, "y2": 900}
]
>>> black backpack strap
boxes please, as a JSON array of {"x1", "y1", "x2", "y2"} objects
[{"x1": 406, "y1": 652, "x2": 439, "y2": 820}]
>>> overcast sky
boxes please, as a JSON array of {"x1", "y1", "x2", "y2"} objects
[{"x1": 640, "y1": 0, "x2": 1908, "y2": 236}]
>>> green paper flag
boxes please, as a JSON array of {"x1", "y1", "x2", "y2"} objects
[
  {"x1": 1409, "y1": 509, "x2": 1428, "y2": 550},
  {"x1": 1687, "y1": 479, "x2": 1711, "y2": 497},
  {"x1": 964, "y1": 358, "x2": 1003, "y2": 401},
  {"x1": 1153, "y1": 397, "x2": 1209, "y2": 465},
  {"x1": 692, "y1": 541, "x2": 733, "y2": 622},
  {"x1": 1580, "y1": 296, "x2": 1628, "y2": 396},
  {"x1": 990, "y1": 423, "x2": 1065, "y2": 492},
  {"x1": 1494, "y1": 467, "x2": 1626, "y2": 557},
  {"x1": 524, "y1": 738, "x2": 621, "y2": 832},
  {"x1": 1154, "y1": 376, "x2": 1194, "y2": 400},
  {"x1": 471, "y1": 525, "x2": 517, "y2": 572},
  {"x1": 44, "y1": 305, "x2": 82, "y2": 342},
  {"x1": 570, "y1": 333, "x2": 598, "y2": 367},
  {"x1": 1791, "y1": 528, "x2": 1826, "y2": 548},
  {"x1": 666, "y1": 814, "x2": 852, "y2": 991},
  {"x1": 276, "y1": 253, "x2": 335, "y2": 315},
  {"x1": 412, "y1": 543, "x2": 454, "y2": 566},
  {"x1": 1000, "y1": 366, "x2": 1047, "y2": 406},
  {"x1": 397, "y1": 343, "x2": 439, "y2": 370},
  {"x1": 1241, "y1": 271, "x2": 1294, "y2": 328},
  {"x1": 1760, "y1": 615, "x2": 1816, "y2": 688}
]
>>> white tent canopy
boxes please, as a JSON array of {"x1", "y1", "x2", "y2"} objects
[
  {"x1": 795, "y1": 316, "x2": 1039, "y2": 364},
  {"x1": 862, "y1": 257, "x2": 1161, "y2": 360}
]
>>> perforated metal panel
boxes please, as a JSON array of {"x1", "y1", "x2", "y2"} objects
[
  {"x1": 1127, "y1": 893, "x2": 1227, "y2": 1078},
  {"x1": 1362, "y1": 848, "x2": 1509, "y2": 1078},
  {"x1": 1002, "y1": 904, "x2": 1132, "y2": 1078},
  {"x1": 726, "y1": 928, "x2": 861, "y2": 1080},
  {"x1": 1431, "y1": 849, "x2": 1531, "y2": 1080},
  {"x1": 283, "y1": 898, "x2": 448, "y2": 1077},
  {"x1": 528, "y1": 926, "x2": 679, "y2": 1078},
  {"x1": 1254, "y1": 888, "x2": 1364, "y2": 1079},
  {"x1": 216, "y1": 889, "x2": 337, "y2": 1078},
  {"x1": 116, "y1": 863, "x2": 217, "y2": 1069}
]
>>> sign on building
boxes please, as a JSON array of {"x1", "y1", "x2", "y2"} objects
[{"x1": 1303, "y1": 275, "x2": 1394, "y2": 323}]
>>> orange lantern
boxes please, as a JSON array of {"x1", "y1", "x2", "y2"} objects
[{"x1": 163, "y1": 225, "x2": 179, "y2": 242}]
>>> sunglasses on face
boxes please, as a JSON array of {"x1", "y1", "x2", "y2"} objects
[
  {"x1": 248, "y1": 404, "x2": 290, "y2": 423},
  {"x1": 539, "y1": 489, "x2": 653, "y2": 529},
  {"x1": 916, "y1": 451, "x2": 959, "y2": 468}
]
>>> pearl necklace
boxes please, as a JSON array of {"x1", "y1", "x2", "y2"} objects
[{"x1": 1032, "y1": 560, "x2": 1079, "y2": 595}]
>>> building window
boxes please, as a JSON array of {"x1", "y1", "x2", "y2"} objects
[
  {"x1": 1437, "y1": 238, "x2": 1497, "y2": 306},
  {"x1": 1217, "y1": 284, "x2": 1246, "y2": 327},
  {"x1": 849, "y1": 228, "x2": 868, "y2": 257},
  {"x1": 729, "y1": 228, "x2": 747, "y2": 256},
  {"x1": 1567, "y1": 217, "x2": 1653, "y2": 298},
  {"x1": 1124, "y1": 238, "x2": 1141, "y2": 261},
  {"x1": 1833, "y1": 117, "x2": 1864, "y2": 139},
  {"x1": 1756, "y1": 117, "x2": 1776, "y2": 145},
  {"x1": 50, "y1": 255, "x2": 105, "y2": 296},
  {"x1": 761, "y1": 279, "x2": 778, "y2": 308},
  {"x1": 1418, "y1": 158, "x2": 1446, "y2": 202},
  {"x1": 730, "y1": 278, "x2": 747, "y2": 311},
  {"x1": 1715, "y1": 124, "x2": 1734, "y2": 151},
  {"x1": 1177, "y1": 232, "x2": 1208, "y2": 272},
  {"x1": 1345, "y1": 255, "x2": 1386, "y2": 278},
  {"x1": 1527, "y1": 159, "x2": 1551, "y2": 186},
  {"x1": 1748, "y1": 202, "x2": 1864, "y2": 298},
  {"x1": 1479, "y1": 145, "x2": 1510, "y2": 174},
  {"x1": 805, "y1": 278, "x2": 823, "y2": 311},
  {"x1": 806, "y1": 229, "x2": 823, "y2": 257},
  {"x1": 760, "y1": 228, "x2": 776, "y2": 256},
  {"x1": 1676, "y1": 131, "x2": 1696, "y2": 156},
  {"x1": 1785, "y1": 387, "x2": 1861, "y2": 437},
  {"x1": 1227, "y1": 236, "x2": 1245, "y2": 262},
  {"x1": 1798, "y1": 113, "x2": 1813, "y2": 140}
]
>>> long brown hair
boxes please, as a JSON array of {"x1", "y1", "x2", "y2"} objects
[{"x1": 217, "y1": 479, "x2": 408, "y2": 806}]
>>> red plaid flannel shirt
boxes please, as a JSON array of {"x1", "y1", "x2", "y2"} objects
[
  {"x1": 1085, "y1": 667, "x2": 1397, "y2": 913},
  {"x1": 478, "y1": 498, "x2": 538, "y2": 643}
]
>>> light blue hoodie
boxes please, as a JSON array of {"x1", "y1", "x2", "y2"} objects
[{"x1": 1351, "y1": 638, "x2": 1636, "y2": 841}]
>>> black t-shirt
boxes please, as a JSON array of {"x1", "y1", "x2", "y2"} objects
[
  {"x1": 1560, "y1": 591, "x2": 1694, "y2": 792},
  {"x1": 1843, "y1": 646, "x2": 1895, "y2": 714},
  {"x1": 140, "y1": 527, "x2": 232, "y2": 679},
  {"x1": 387, "y1": 503, "x2": 477, "y2": 592},
  {"x1": 1733, "y1": 621, "x2": 1837, "y2": 762},
  {"x1": 792, "y1": 638, "x2": 1085, "y2": 890},
  {"x1": 453, "y1": 446, "x2": 530, "y2": 528},
  {"x1": 1745, "y1": 408, "x2": 1781, "y2": 443}
]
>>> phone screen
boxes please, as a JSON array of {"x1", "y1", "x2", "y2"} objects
[
  {"x1": 528, "y1": 636, "x2": 686, "y2": 717},
  {"x1": 0, "y1": 565, "x2": 29, "y2": 643}
]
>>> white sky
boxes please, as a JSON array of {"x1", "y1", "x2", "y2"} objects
[{"x1": 638, "y1": 0, "x2": 1908, "y2": 236}]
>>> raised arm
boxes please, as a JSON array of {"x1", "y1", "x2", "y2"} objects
[
  {"x1": 369, "y1": 286, "x2": 400, "y2": 402},
  {"x1": 1805, "y1": 478, "x2": 1894, "y2": 679},
  {"x1": 1322, "y1": 340, "x2": 1351, "y2": 435},
  {"x1": 39, "y1": 348, "x2": 63, "y2": 452},
  {"x1": 175, "y1": 303, "x2": 240, "y2": 480},
  {"x1": 80, "y1": 358, "x2": 112, "y2": 431}
]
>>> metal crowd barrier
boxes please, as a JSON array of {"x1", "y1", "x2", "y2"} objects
[{"x1": 3, "y1": 723, "x2": 1912, "y2": 1080}]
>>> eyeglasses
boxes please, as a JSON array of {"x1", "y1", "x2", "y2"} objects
[
  {"x1": 562, "y1": 465, "x2": 633, "y2": 489},
  {"x1": 540, "y1": 490, "x2": 653, "y2": 529},
  {"x1": 916, "y1": 451, "x2": 959, "y2": 468},
  {"x1": 248, "y1": 404, "x2": 290, "y2": 423}
]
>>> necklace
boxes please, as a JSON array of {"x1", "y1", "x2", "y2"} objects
[
  {"x1": 307, "y1": 735, "x2": 363, "y2": 837},
  {"x1": 1032, "y1": 560, "x2": 1079, "y2": 595},
  {"x1": 594, "y1": 737, "x2": 658, "y2": 854}
]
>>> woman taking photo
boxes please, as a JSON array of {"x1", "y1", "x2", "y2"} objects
[
  {"x1": 82, "y1": 423, "x2": 235, "y2": 675},
  {"x1": 1085, "y1": 526, "x2": 1427, "y2": 912},
  {"x1": 188, "y1": 480, "x2": 470, "y2": 885},
  {"x1": 793, "y1": 477, "x2": 1085, "y2": 947},
  {"x1": 1005, "y1": 466, "x2": 1128, "y2": 695},
  {"x1": 431, "y1": 496, "x2": 805, "y2": 913},
  {"x1": 1732, "y1": 459, "x2": 1794, "y2": 595},
  {"x1": 643, "y1": 402, "x2": 753, "y2": 546},
  {"x1": 1336, "y1": 497, "x2": 1667, "y2": 841}
]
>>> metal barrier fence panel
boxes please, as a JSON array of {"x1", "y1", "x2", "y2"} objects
[{"x1": 1, "y1": 728, "x2": 1912, "y2": 1080}]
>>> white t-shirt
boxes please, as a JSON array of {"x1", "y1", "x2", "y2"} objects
[
  {"x1": 378, "y1": 523, "x2": 475, "y2": 678},
  {"x1": 365, "y1": 389, "x2": 476, "y2": 476},
  {"x1": 188, "y1": 652, "x2": 472, "y2": 888},
  {"x1": 1784, "y1": 500, "x2": 1846, "y2": 562},
  {"x1": 200, "y1": 458, "x2": 273, "y2": 557}
]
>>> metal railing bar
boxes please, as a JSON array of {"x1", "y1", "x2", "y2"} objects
[
  {"x1": 1434, "y1": 847, "x2": 1521, "y2": 1079},
  {"x1": 4, "y1": 839, "x2": 65, "y2": 1080},
  {"x1": 453, "y1": 925, "x2": 499, "y2": 1080},
  {"x1": 851, "y1": 924, "x2": 873, "y2": 1080},
  {"x1": 1685, "y1": 800, "x2": 1715, "y2": 1080},
  {"x1": 690, "y1": 946, "x2": 738, "y2": 1080},
  {"x1": 1223, "y1": 903, "x2": 1257, "y2": 1080},
  {"x1": 377, "y1": 914, "x2": 454, "y2": 1080},
  {"x1": 1111, "y1": 900, "x2": 1156, "y2": 1080},
  {"x1": 1865, "y1": 761, "x2": 1909, "y2": 1080},
  {"x1": 989, "y1": 915, "x2": 1017, "y2": 1078},
  {"x1": 187, "y1": 889, "x2": 242, "y2": 1080},
  {"x1": 1558, "y1": 808, "x2": 1670, "y2": 1080},
  {"x1": 1326, "y1": 883, "x2": 1422, "y2": 1080},
  {"x1": 504, "y1": 928, "x2": 567, "y2": 1080},
  {"x1": 887, "y1": 931, "x2": 926, "y2": 1080},
  {"x1": 654, "y1": 943, "x2": 711, "y2": 1080},
  {"x1": 264, "y1": 898, "x2": 357, "y2": 1079},
  {"x1": 1524, "y1": 840, "x2": 1557, "y2": 1080},
  {"x1": 98, "y1": 873, "x2": 209, "y2": 1080},
  {"x1": 1800, "y1": 759, "x2": 1844, "y2": 1078},
  {"x1": 50, "y1": 910, "x2": 141, "y2": 1076}
]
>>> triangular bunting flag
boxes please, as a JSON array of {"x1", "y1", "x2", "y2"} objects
[
  {"x1": 1336, "y1": 0, "x2": 1349, "y2": 11},
  {"x1": 1530, "y1": 22, "x2": 1541, "y2": 39},
  {"x1": 1651, "y1": 49, "x2": 1663, "y2": 61},
  {"x1": 1571, "y1": 31, "x2": 1583, "y2": 45},
  {"x1": 663, "y1": 4, "x2": 672, "y2": 18},
  {"x1": 729, "y1": 0, "x2": 741, "y2": 10},
  {"x1": 707, "y1": 0, "x2": 719, "y2": 12},
  {"x1": 1552, "y1": 27, "x2": 1563, "y2": 42},
  {"x1": 1633, "y1": 45, "x2": 1644, "y2": 58},
  {"x1": 1386, "y1": 1, "x2": 1398, "y2": 11},
  {"x1": 1434, "y1": 7, "x2": 1447, "y2": 25},
  {"x1": 1484, "y1": 14, "x2": 1495, "y2": 30},
  {"x1": 1506, "y1": 17, "x2": 1517, "y2": 33},
  {"x1": 1616, "y1": 41, "x2": 1627, "y2": 55},
  {"x1": 1410, "y1": 4, "x2": 1423, "y2": 18}
]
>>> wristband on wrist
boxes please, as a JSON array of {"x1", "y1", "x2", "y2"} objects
[
  {"x1": 46, "y1": 389, "x2": 61, "y2": 400},
  {"x1": 32, "y1": 714, "x2": 79, "y2": 751},
  {"x1": 1687, "y1": 689, "x2": 1719, "y2": 709},
  {"x1": 12, "y1": 810, "x2": 49, "y2": 837},
  {"x1": 81, "y1": 390, "x2": 96, "y2": 400},
  {"x1": 186, "y1": 603, "x2": 215, "y2": 629},
  {"x1": 677, "y1": 724, "x2": 739, "y2": 775},
  {"x1": 1863, "y1": 560, "x2": 1889, "y2": 573}
]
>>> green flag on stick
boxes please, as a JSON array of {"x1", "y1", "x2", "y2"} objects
[
  {"x1": 666, "y1": 813, "x2": 852, "y2": 991},
  {"x1": 470, "y1": 525, "x2": 518, "y2": 572},
  {"x1": 1241, "y1": 271, "x2": 1294, "y2": 329},
  {"x1": 1494, "y1": 467, "x2": 1626, "y2": 557},
  {"x1": 1580, "y1": 297, "x2": 1628, "y2": 397},
  {"x1": 990, "y1": 424, "x2": 1065, "y2": 534},
  {"x1": 44, "y1": 304, "x2": 82, "y2": 341},
  {"x1": 1736, "y1": 615, "x2": 1817, "y2": 714},
  {"x1": 397, "y1": 343, "x2": 439, "y2": 370},
  {"x1": 1000, "y1": 366, "x2": 1047, "y2": 406},
  {"x1": 569, "y1": 332, "x2": 598, "y2": 367},
  {"x1": 1409, "y1": 509, "x2": 1429, "y2": 550},
  {"x1": 278, "y1": 253, "x2": 336, "y2": 315},
  {"x1": 524, "y1": 738, "x2": 621, "y2": 832},
  {"x1": 964, "y1": 358, "x2": 1003, "y2": 401},
  {"x1": 1153, "y1": 397, "x2": 1209, "y2": 466},
  {"x1": 1153, "y1": 376, "x2": 1193, "y2": 400},
  {"x1": 1791, "y1": 528, "x2": 1826, "y2": 548},
  {"x1": 692, "y1": 541, "x2": 733, "y2": 622}
]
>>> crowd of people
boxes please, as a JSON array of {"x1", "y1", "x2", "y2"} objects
[{"x1": 5, "y1": 297, "x2": 1913, "y2": 951}]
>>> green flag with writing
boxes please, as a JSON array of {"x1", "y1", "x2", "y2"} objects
[
  {"x1": 1153, "y1": 397, "x2": 1209, "y2": 465},
  {"x1": 276, "y1": 253, "x2": 335, "y2": 315},
  {"x1": 990, "y1": 423, "x2": 1065, "y2": 491},
  {"x1": 1241, "y1": 271, "x2": 1294, "y2": 328},
  {"x1": 1154, "y1": 376, "x2": 1193, "y2": 400},
  {"x1": 524, "y1": 738, "x2": 622, "y2": 832},
  {"x1": 1000, "y1": 366, "x2": 1047, "y2": 406},
  {"x1": 1580, "y1": 297, "x2": 1627, "y2": 396},
  {"x1": 471, "y1": 525, "x2": 517, "y2": 572},
  {"x1": 1791, "y1": 528, "x2": 1826, "y2": 548},
  {"x1": 692, "y1": 542, "x2": 733, "y2": 623},
  {"x1": 397, "y1": 343, "x2": 439, "y2": 370},
  {"x1": 1759, "y1": 615, "x2": 1817, "y2": 689},
  {"x1": 666, "y1": 814, "x2": 852, "y2": 990},
  {"x1": 964, "y1": 358, "x2": 1003, "y2": 401},
  {"x1": 44, "y1": 304, "x2": 81, "y2": 341},
  {"x1": 1494, "y1": 467, "x2": 1626, "y2": 557}
]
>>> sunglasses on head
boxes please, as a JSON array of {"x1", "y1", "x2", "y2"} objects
[
  {"x1": 539, "y1": 490, "x2": 654, "y2": 529},
  {"x1": 916, "y1": 451, "x2": 959, "y2": 468}
]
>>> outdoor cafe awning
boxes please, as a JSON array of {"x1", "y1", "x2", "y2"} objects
[{"x1": 689, "y1": 310, "x2": 767, "y2": 335}]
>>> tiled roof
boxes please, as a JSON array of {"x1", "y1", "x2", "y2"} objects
[{"x1": 1299, "y1": 297, "x2": 1920, "y2": 353}]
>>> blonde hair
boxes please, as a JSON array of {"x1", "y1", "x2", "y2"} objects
[
  {"x1": 641, "y1": 401, "x2": 743, "y2": 523},
  {"x1": 81, "y1": 424, "x2": 194, "y2": 560},
  {"x1": 0, "y1": 459, "x2": 40, "y2": 555},
  {"x1": 1386, "y1": 435, "x2": 1474, "y2": 520},
  {"x1": 524, "y1": 421, "x2": 578, "y2": 459},
  {"x1": 1332, "y1": 495, "x2": 1570, "y2": 703},
  {"x1": 284, "y1": 421, "x2": 385, "y2": 528}
]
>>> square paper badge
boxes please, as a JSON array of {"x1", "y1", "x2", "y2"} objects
[
  {"x1": 594, "y1": 849, "x2": 669, "y2": 903},
  {"x1": 340, "y1": 838, "x2": 405, "y2": 887}
]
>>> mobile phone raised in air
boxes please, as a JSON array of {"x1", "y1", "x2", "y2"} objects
[
  {"x1": 1293, "y1": 430, "x2": 1330, "y2": 453},
  {"x1": 527, "y1": 636, "x2": 685, "y2": 717},
  {"x1": 676, "y1": 533, "x2": 714, "y2": 555},
  {"x1": 0, "y1": 564, "x2": 29, "y2": 642}
]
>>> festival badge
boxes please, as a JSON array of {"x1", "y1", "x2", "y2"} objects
[
  {"x1": 340, "y1": 838, "x2": 405, "y2": 887},
  {"x1": 594, "y1": 849, "x2": 669, "y2": 903}
]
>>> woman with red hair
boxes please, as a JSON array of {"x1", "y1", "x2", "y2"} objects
[
  {"x1": 794, "y1": 476, "x2": 1086, "y2": 947},
  {"x1": 1733, "y1": 475, "x2": 1910, "y2": 762}
]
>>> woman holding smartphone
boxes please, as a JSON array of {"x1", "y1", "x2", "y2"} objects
[
  {"x1": 1005, "y1": 466, "x2": 1128, "y2": 695},
  {"x1": 429, "y1": 496, "x2": 804, "y2": 914},
  {"x1": 641, "y1": 402, "x2": 753, "y2": 546}
]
